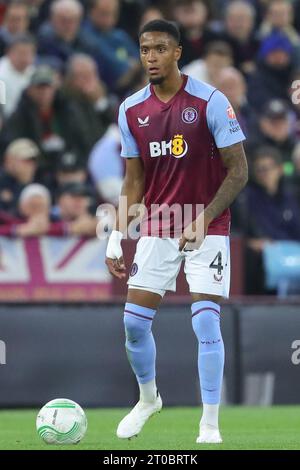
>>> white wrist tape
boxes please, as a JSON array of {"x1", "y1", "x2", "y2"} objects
[{"x1": 106, "y1": 230, "x2": 123, "y2": 259}]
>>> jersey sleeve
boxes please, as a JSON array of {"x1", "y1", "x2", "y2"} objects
[
  {"x1": 206, "y1": 89, "x2": 246, "y2": 148},
  {"x1": 118, "y1": 101, "x2": 140, "y2": 158}
]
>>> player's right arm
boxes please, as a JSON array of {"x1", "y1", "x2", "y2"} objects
[
  {"x1": 106, "y1": 158, "x2": 144, "y2": 279},
  {"x1": 105, "y1": 101, "x2": 144, "y2": 279}
]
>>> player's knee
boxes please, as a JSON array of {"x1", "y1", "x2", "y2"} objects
[
  {"x1": 124, "y1": 314, "x2": 151, "y2": 342},
  {"x1": 193, "y1": 310, "x2": 218, "y2": 333}
]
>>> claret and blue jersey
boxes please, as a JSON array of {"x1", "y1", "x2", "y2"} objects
[{"x1": 118, "y1": 74, "x2": 246, "y2": 237}]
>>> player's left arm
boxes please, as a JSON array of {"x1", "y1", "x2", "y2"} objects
[
  {"x1": 179, "y1": 89, "x2": 248, "y2": 250},
  {"x1": 179, "y1": 142, "x2": 248, "y2": 250},
  {"x1": 205, "y1": 141, "x2": 248, "y2": 223}
]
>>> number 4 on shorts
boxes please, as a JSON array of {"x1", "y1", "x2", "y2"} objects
[{"x1": 209, "y1": 251, "x2": 223, "y2": 275}]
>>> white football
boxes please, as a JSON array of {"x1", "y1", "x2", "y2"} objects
[{"x1": 36, "y1": 398, "x2": 87, "y2": 444}]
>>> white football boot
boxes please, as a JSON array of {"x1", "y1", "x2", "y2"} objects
[
  {"x1": 196, "y1": 424, "x2": 223, "y2": 444},
  {"x1": 116, "y1": 393, "x2": 162, "y2": 439}
]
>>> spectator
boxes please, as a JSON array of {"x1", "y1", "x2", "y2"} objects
[
  {"x1": 0, "y1": 182, "x2": 53, "y2": 237},
  {"x1": 217, "y1": 66, "x2": 256, "y2": 136},
  {"x1": 37, "y1": 0, "x2": 96, "y2": 71},
  {"x1": 117, "y1": 0, "x2": 152, "y2": 40},
  {"x1": 55, "y1": 151, "x2": 87, "y2": 187},
  {"x1": 259, "y1": 0, "x2": 299, "y2": 46},
  {"x1": 0, "y1": 138, "x2": 39, "y2": 214},
  {"x1": 88, "y1": 124, "x2": 123, "y2": 206},
  {"x1": 26, "y1": 0, "x2": 88, "y2": 28},
  {"x1": 247, "y1": 30, "x2": 296, "y2": 111},
  {"x1": 83, "y1": 0, "x2": 141, "y2": 94},
  {"x1": 0, "y1": 65, "x2": 92, "y2": 173},
  {"x1": 139, "y1": 5, "x2": 164, "y2": 31},
  {"x1": 35, "y1": 53, "x2": 65, "y2": 86},
  {"x1": 182, "y1": 40, "x2": 233, "y2": 86},
  {"x1": 8, "y1": 180, "x2": 75, "y2": 237},
  {"x1": 27, "y1": 0, "x2": 61, "y2": 34},
  {"x1": 0, "y1": 34, "x2": 36, "y2": 118},
  {"x1": 220, "y1": 0, "x2": 259, "y2": 74},
  {"x1": 241, "y1": 146, "x2": 300, "y2": 293},
  {"x1": 46, "y1": 150, "x2": 88, "y2": 199},
  {"x1": 63, "y1": 53, "x2": 116, "y2": 152},
  {"x1": 246, "y1": 99, "x2": 296, "y2": 164},
  {"x1": 54, "y1": 182, "x2": 98, "y2": 237},
  {"x1": 174, "y1": 0, "x2": 219, "y2": 68},
  {"x1": 0, "y1": 1, "x2": 30, "y2": 56},
  {"x1": 16, "y1": 182, "x2": 51, "y2": 236},
  {"x1": 0, "y1": 177, "x2": 99, "y2": 239},
  {"x1": 259, "y1": 0, "x2": 300, "y2": 67}
]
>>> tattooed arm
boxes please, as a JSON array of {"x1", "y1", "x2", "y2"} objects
[
  {"x1": 179, "y1": 142, "x2": 248, "y2": 250},
  {"x1": 205, "y1": 142, "x2": 248, "y2": 222}
]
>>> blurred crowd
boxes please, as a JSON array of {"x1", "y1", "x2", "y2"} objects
[{"x1": 0, "y1": 0, "x2": 300, "y2": 294}]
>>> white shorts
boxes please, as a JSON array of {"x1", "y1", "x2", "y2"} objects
[{"x1": 127, "y1": 235, "x2": 230, "y2": 298}]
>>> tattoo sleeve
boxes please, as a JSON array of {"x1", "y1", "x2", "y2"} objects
[{"x1": 205, "y1": 142, "x2": 248, "y2": 222}]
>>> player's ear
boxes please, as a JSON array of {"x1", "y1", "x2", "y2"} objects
[{"x1": 175, "y1": 45, "x2": 182, "y2": 61}]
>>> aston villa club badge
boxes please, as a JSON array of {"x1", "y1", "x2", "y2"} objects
[{"x1": 130, "y1": 263, "x2": 138, "y2": 276}]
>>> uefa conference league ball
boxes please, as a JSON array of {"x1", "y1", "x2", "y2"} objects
[{"x1": 36, "y1": 398, "x2": 87, "y2": 444}]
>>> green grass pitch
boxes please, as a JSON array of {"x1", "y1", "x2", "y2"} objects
[{"x1": 0, "y1": 406, "x2": 299, "y2": 450}]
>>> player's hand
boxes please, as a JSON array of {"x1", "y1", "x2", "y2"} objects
[
  {"x1": 105, "y1": 230, "x2": 126, "y2": 279},
  {"x1": 178, "y1": 221, "x2": 199, "y2": 251},
  {"x1": 178, "y1": 212, "x2": 211, "y2": 251}
]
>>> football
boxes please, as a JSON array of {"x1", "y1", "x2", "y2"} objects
[{"x1": 36, "y1": 398, "x2": 87, "y2": 445}]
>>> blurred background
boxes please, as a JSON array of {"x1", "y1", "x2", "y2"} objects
[{"x1": 0, "y1": 0, "x2": 300, "y2": 409}]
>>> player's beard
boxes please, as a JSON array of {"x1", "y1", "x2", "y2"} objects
[{"x1": 149, "y1": 75, "x2": 165, "y2": 85}]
